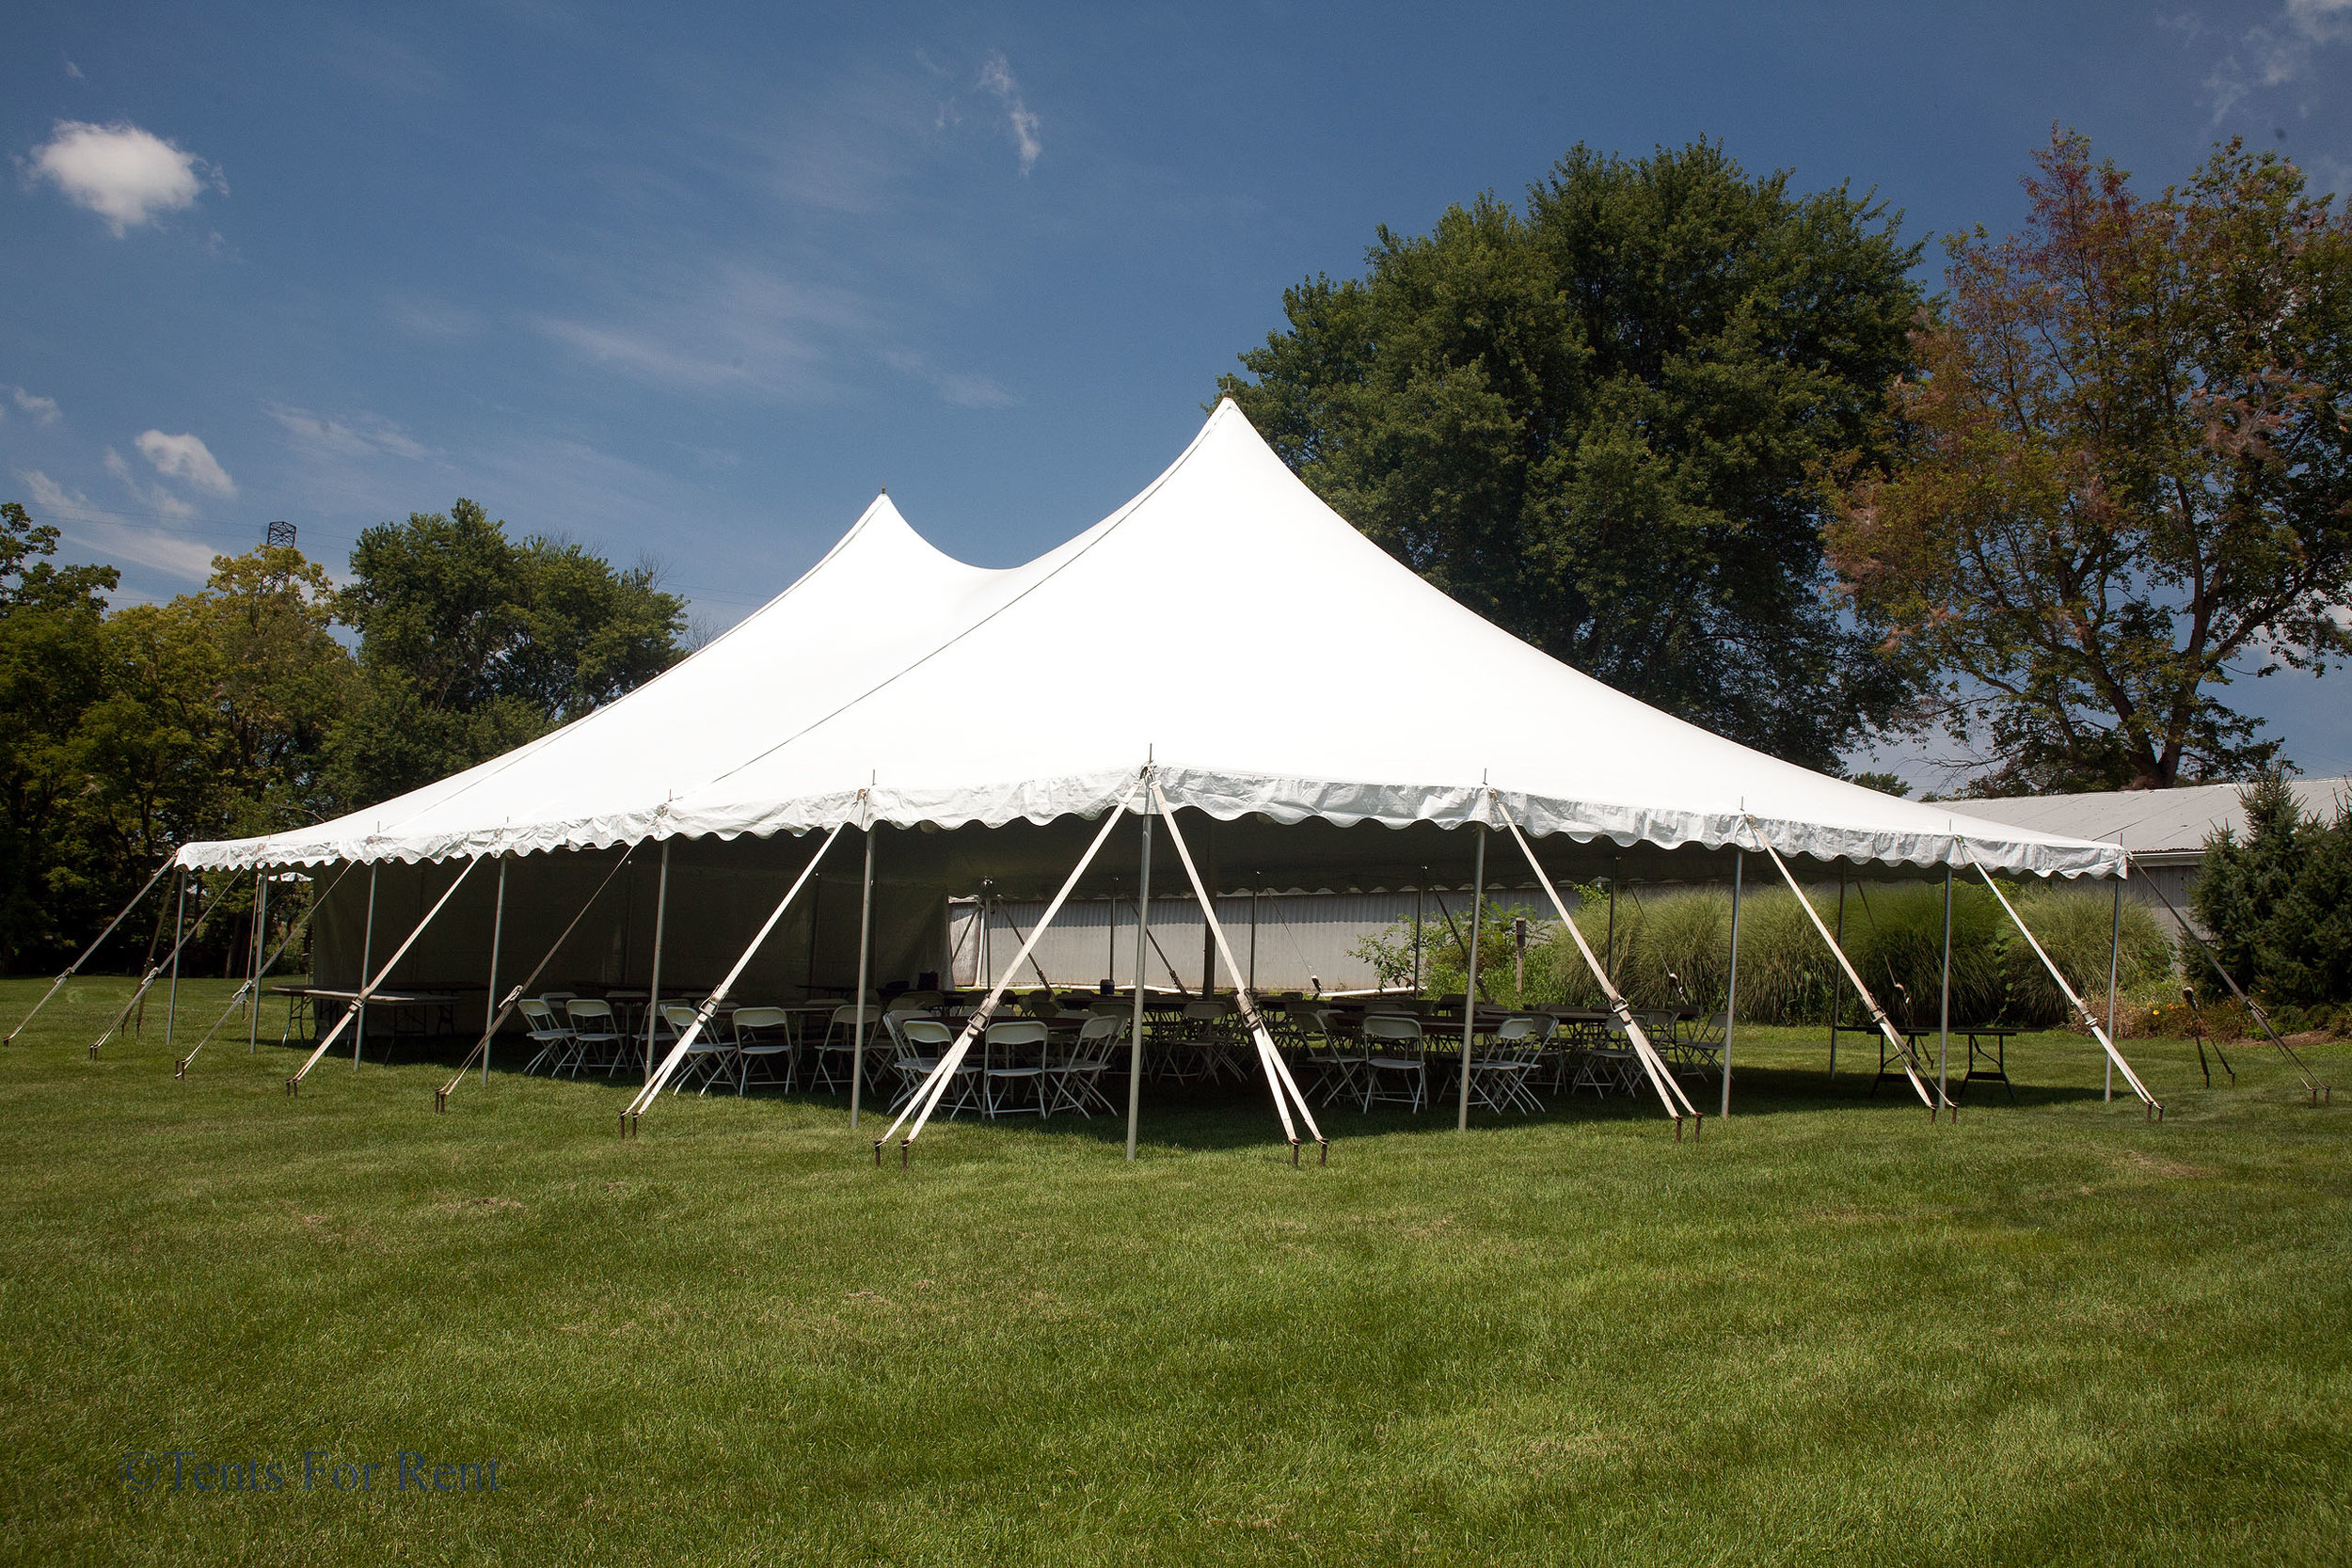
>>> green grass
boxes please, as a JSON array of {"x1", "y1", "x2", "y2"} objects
[{"x1": 2, "y1": 976, "x2": 2347, "y2": 1566}]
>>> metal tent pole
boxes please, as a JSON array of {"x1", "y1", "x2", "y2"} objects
[
  {"x1": 485, "y1": 857, "x2": 507, "y2": 1088},
  {"x1": 1458, "y1": 824, "x2": 1486, "y2": 1132},
  {"x1": 1723, "y1": 850, "x2": 1742, "y2": 1118},
  {"x1": 163, "y1": 873, "x2": 187, "y2": 1053},
  {"x1": 1830, "y1": 873, "x2": 1847, "y2": 1076},
  {"x1": 850, "y1": 821, "x2": 876, "y2": 1130},
  {"x1": 289, "y1": 858, "x2": 482, "y2": 1095},
  {"x1": 1413, "y1": 876, "x2": 1424, "y2": 993},
  {"x1": 2104, "y1": 873, "x2": 2122, "y2": 1102},
  {"x1": 354, "y1": 863, "x2": 377, "y2": 1070},
  {"x1": 249, "y1": 870, "x2": 267, "y2": 1053},
  {"x1": 1127, "y1": 800, "x2": 1153, "y2": 1162},
  {"x1": 1198, "y1": 820, "x2": 1217, "y2": 996},
  {"x1": 1108, "y1": 877, "x2": 1119, "y2": 987},
  {"x1": 1603, "y1": 882, "x2": 1615, "y2": 988},
  {"x1": 5, "y1": 854, "x2": 176, "y2": 1048},
  {"x1": 644, "y1": 843, "x2": 669, "y2": 1088},
  {"x1": 1940, "y1": 866, "x2": 1953, "y2": 1111},
  {"x1": 1248, "y1": 874, "x2": 1259, "y2": 993}
]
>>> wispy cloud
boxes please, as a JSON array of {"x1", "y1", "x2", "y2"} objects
[
  {"x1": 535, "y1": 257, "x2": 861, "y2": 397},
  {"x1": 104, "y1": 448, "x2": 195, "y2": 519},
  {"x1": 882, "y1": 348, "x2": 1016, "y2": 409},
  {"x1": 18, "y1": 467, "x2": 218, "y2": 581},
  {"x1": 264, "y1": 403, "x2": 432, "y2": 461},
  {"x1": 134, "y1": 429, "x2": 236, "y2": 496},
  {"x1": 977, "y1": 51, "x2": 1042, "y2": 175},
  {"x1": 2208, "y1": 0, "x2": 2352, "y2": 119},
  {"x1": 6, "y1": 386, "x2": 61, "y2": 425},
  {"x1": 24, "y1": 120, "x2": 224, "y2": 234}
]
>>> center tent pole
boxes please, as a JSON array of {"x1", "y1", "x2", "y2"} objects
[
  {"x1": 2104, "y1": 871, "x2": 2122, "y2": 1103},
  {"x1": 644, "y1": 842, "x2": 670, "y2": 1088},
  {"x1": 1722, "y1": 850, "x2": 1742, "y2": 1118},
  {"x1": 1126, "y1": 799, "x2": 1153, "y2": 1163},
  {"x1": 1939, "y1": 866, "x2": 1954, "y2": 1111},
  {"x1": 353, "y1": 863, "x2": 378, "y2": 1070},
  {"x1": 849, "y1": 816, "x2": 876, "y2": 1130},
  {"x1": 485, "y1": 856, "x2": 507, "y2": 1088},
  {"x1": 1458, "y1": 824, "x2": 1486, "y2": 1132},
  {"x1": 163, "y1": 873, "x2": 188, "y2": 1054}
]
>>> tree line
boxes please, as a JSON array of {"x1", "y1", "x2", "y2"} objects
[
  {"x1": 0, "y1": 499, "x2": 683, "y2": 974},
  {"x1": 1224, "y1": 131, "x2": 2351, "y2": 794}
]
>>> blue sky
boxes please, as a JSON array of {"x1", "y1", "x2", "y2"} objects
[{"x1": 6, "y1": 1, "x2": 2350, "y2": 781}]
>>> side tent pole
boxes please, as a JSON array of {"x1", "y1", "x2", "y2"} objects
[
  {"x1": 627, "y1": 824, "x2": 848, "y2": 1125},
  {"x1": 1939, "y1": 868, "x2": 1954, "y2": 1109},
  {"x1": 439, "y1": 845, "x2": 642, "y2": 1112},
  {"x1": 2105, "y1": 875, "x2": 2122, "y2": 1103},
  {"x1": 163, "y1": 874, "x2": 188, "y2": 1055},
  {"x1": 289, "y1": 857, "x2": 483, "y2": 1095},
  {"x1": 4, "y1": 854, "x2": 174, "y2": 1047},
  {"x1": 174, "y1": 863, "x2": 358, "y2": 1078},
  {"x1": 1722, "y1": 850, "x2": 1741, "y2": 1118},
  {"x1": 850, "y1": 820, "x2": 876, "y2": 1130},
  {"x1": 644, "y1": 842, "x2": 669, "y2": 1088},
  {"x1": 1495, "y1": 803, "x2": 1695, "y2": 1131},
  {"x1": 1967, "y1": 856, "x2": 2161, "y2": 1117},
  {"x1": 1830, "y1": 874, "x2": 1846, "y2": 1077},
  {"x1": 1457, "y1": 826, "x2": 1485, "y2": 1132},
  {"x1": 1126, "y1": 800, "x2": 1152, "y2": 1163},
  {"x1": 485, "y1": 856, "x2": 507, "y2": 1089},
  {"x1": 353, "y1": 864, "x2": 378, "y2": 1071},
  {"x1": 1749, "y1": 826, "x2": 1947, "y2": 1117},
  {"x1": 248, "y1": 870, "x2": 267, "y2": 1054},
  {"x1": 885, "y1": 780, "x2": 1144, "y2": 1159}
]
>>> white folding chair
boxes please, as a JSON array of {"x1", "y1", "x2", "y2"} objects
[
  {"x1": 562, "y1": 998, "x2": 628, "y2": 1078},
  {"x1": 517, "y1": 997, "x2": 576, "y2": 1076},
  {"x1": 980, "y1": 1018, "x2": 1049, "y2": 1118},
  {"x1": 1360, "y1": 1014, "x2": 1428, "y2": 1113},
  {"x1": 661, "y1": 1001, "x2": 736, "y2": 1095},
  {"x1": 1468, "y1": 1015, "x2": 1549, "y2": 1113},
  {"x1": 1047, "y1": 1013, "x2": 1125, "y2": 1117},
  {"x1": 733, "y1": 1006, "x2": 793, "y2": 1095},
  {"x1": 890, "y1": 1018, "x2": 976, "y2": 1116},
  {"x1": 809, "y1": 1004, "x2": 877, "y2": 1093}
]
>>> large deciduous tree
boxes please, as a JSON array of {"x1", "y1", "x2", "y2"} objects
[
  {"x1": 1828, "y1": 133, "x2": 2352, "y2": 793},
  {"x1": 332, "y1": 499, "x2": 686, "y2": 807},
  {"x1": 1220, "y1": 141, "x2": 1927, "y2": 768}
]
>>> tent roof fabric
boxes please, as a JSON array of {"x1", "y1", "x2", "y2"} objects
[{"x1": 178, "y1": 403, "x2": 2126, "y2": 879}]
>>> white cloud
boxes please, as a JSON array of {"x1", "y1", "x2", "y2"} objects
[
  {"x1": 17, "y1": 467, "x2": 216, "y2": 581},
  {"x1": 264, "y1": 403, "x2": 431, "y2": 460},
  {"x1": 25, "y1": 120, "x2": 221, "y2": 235},
  {"x1": 134, "y1": 429, "x2": 236, "y2": 497},
  {"x1": 63, "y1": 58, "x2": 83, "y2": 80},
  {"x1": 104, "y1": 448, "x2": 195, "y2": 519},
  {"x1": 882, "y1": 348, "x2": 1016, "y2": 409},
  {"x1": 535, "y1": 257, "x2": 859, "y2": 397},
  {"x1": 977, "y1": 52, "x2": 1041, "y2": 175},
  {"x1": 2209, "y1": 0, "x2": 2352, "y2": 119},
  {"x1": 5, "y1": 387, "x2": 61, "y2": 425}
]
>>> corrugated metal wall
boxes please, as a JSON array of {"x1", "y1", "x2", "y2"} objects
[{"x1": 948, "y1": 892, "x2": 1440, "y2": 993}]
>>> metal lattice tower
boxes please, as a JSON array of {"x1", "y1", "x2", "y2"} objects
[{"x1": 265, "y1": 520, "x2": 296, "y2": 549}]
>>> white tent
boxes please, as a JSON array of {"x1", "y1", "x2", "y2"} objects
[{"x1": 178, "y1": 401, "x2": 2121, "y2": 881}]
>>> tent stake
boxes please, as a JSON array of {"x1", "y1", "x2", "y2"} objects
[
  {"x1": 4, "y1": 854, "x2": 174, "y2": 1049},
  {"x1": 1127, "y1": 799, "x2": 1153, "y2": 1163},
  {"x1": 289, "y1": 858, "x2": 482, "y2": 1095}
]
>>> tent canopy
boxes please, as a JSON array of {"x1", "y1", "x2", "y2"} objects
[{"x1": 178, "y1": 402, "x2": 2123, "y2": 882}]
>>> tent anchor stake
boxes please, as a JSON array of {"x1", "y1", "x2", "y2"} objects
[
  {"x1": 872, "y1": 1139, "x2": 884, "y2": 1167},
  {"x1": 900, "y1": 1138, "x2": 911, "y2": 1170},
  {"x1": 1317, "y1": 1137, "x2": 1328, "y2": 1166},
  {"x1": 435, "y1": 1085, "x2": 449, "y2": 1114},
  {"x1": 1290, "y1": 1138, "x2": 1299, "y2": 1168}
]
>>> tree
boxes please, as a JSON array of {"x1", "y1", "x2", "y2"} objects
[
  {"x1": 1828, "y1": 133, "x2": 2352, "y2": 793},
  {"x1": 2194, "y1": 778, "x2": 2352, "y2": 1006},
  {"x1": 1220, "y1": 141, "x2": 1927, "y2": 768},
  {"x1": 331, "y1": 499, "x2": 685, "y2": 807},
  {"x1": 0, "y1": 502, "x2": 120, "y2": 970}
]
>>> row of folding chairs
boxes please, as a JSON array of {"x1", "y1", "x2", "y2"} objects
[{"x1": 884, "y1": 1013, "x2": 1132, "y2": 1120}]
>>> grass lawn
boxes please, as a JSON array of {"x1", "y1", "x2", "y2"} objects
[{"x1": 1, "y1": 975, "x2": 2346, "y2": 1565}]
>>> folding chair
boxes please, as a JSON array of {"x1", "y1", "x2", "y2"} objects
[
  {"x1": 733, "y1": 1006, "x2": 793, "y2": 1094},
  {"x1": 888, "y1": 1017, "x2": 976, "y2": 1115},
  {"x1": 517, "y1": 997, "x2": 576, "y2": 1076},
  {"x1": 661, "y1": 1001, "x2": 736, "y2": 1095},
  {"x1": 980, "y1": 1018, "x2": 1049, "y2": 1118},
  {"x1": 809, "y1": 1004, "x2": 877, "y2": 1093},
  {"x1": 1360, "y1": 1014, "x2": 1428, "y2": 1113},
  {"x1": 562, "y1": 998, "x2": 628, "y2": 1078},
  {"x1": 1047, "y1": 1013, "x2": 1125, "y2": 1117},
  {"x1": 1467, "y1": 1015, "x2": 1549, "y2": 1113}
]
